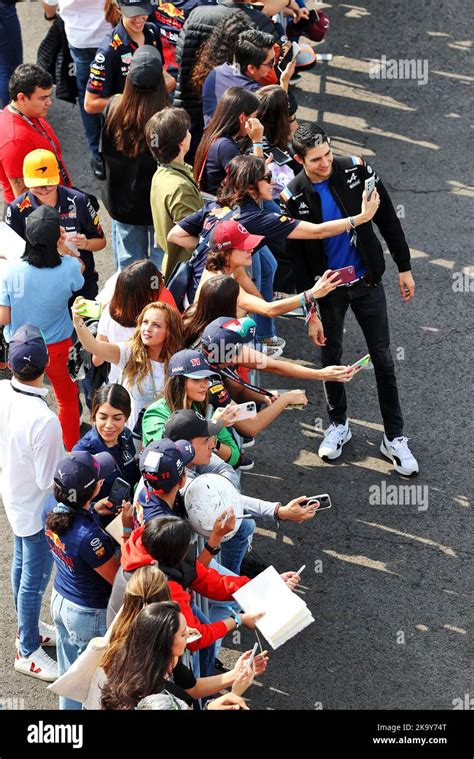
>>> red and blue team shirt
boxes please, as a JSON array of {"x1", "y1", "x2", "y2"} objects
[
  {"x1": 6, "y1": 185, "x2": 104, "y2": 297},
  {"x1": 86, "y1": 20, "x2": 163, "y2": 99},
  {"x1": 42, "y1": 496, "x2": 117, "y2": 609}
]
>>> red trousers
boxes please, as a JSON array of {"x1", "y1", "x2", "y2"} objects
[{"x1": 45, "y1": 338, "x2": 79, "y2": 451}]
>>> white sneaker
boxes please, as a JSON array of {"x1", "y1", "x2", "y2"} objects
[
  {"x1": 318, "y1": 422, "x2": 352, "y2": 460},
  {"x1": 14, "y1": 646, "x2": 58, "y2": 682},
  {"x1": 16, "y1": 620, "x2": 56, "y2": 649},
  {"x1": 260, "y1": 336, "x2": 286, "y2": 359},
  {"x1": 380, "y1": 435, "x2": 419, "y2": 476}
]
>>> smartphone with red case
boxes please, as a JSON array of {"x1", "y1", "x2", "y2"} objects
[{"x1": 333, "y1": 265, "x2": 356, "y2": 284}]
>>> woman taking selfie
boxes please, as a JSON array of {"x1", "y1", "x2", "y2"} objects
[
  {"x1": 72, "y1": 299, "x2": 183, "y2": 432},
  {"x1": 93, "y1": 260, "x2": 177, "y2": 384}
]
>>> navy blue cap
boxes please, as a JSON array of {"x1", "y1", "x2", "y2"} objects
[
  {"x1": 168, "y1": 349, "x2": 219, "y2": 379},
  {"x1": 9, "y1": 325, "x2": 49, "y2": 374},
  {"x1": 139, "y1": 438, "x2": 195, "y2": 492},
  {"x1": 54, "y1": 452, "x2": 117, "y2": 497},
  {"x1": 201, "y1": 317, "x2": 256, "y2": 363}
]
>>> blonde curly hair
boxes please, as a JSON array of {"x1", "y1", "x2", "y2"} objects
[{"x1": 122, "y1": 302, "x2": 183, "y2": 393}]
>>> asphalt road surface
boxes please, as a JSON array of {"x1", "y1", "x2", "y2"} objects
[{"x1": 0, "y1": 0, "x2": 471, "y2": 715}]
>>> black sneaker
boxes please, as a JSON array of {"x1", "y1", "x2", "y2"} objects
[
  {"x1": 240, "y1": 549, "x2": 269, "y2": 579},
  {"x1": 241, "y1": 436, "x2": 255, "y2": 449},
  {"x1": 91, "y1": 157, "x2": 105, "y2": 180},
  {"x1": 235, "y1": 454, "x2": 254, "y2": 471}
]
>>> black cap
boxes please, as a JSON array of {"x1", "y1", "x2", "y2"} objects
[
  {"x1": 127, "y1": 45, "x2": 163, "y2": 89},
  {"x1": 25, "y1": 205, "x2": 60, "y2": 248},
  {"x1": 118, "y1": 1, "x2": 153, "y2": 17},
  {"x1": 164, "y1": 409, "x2": 223, "y2": 442}
]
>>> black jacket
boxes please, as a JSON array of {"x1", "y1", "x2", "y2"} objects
[
  {"x1": 174, "y1": 1, "x2": 282, "y2": 125},
  {"x1": 37, "y1": 16, "x2": 78, "y2": 105},
  {"x1": 282, "y1": 156, "x2": 411, "y2": 291}
]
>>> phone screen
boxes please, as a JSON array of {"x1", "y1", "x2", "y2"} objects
[
  {"x1": 108, "y1": 478, "x2": 131, "y2": 509},
  {"x1": 277, "y1": 45, "x2": 294, "y2": 74},
  {"x1": 264, "y1": 147, "x2": 292, "y2": 166}
]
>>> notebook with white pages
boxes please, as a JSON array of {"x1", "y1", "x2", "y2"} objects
[
  {"x1": 105, "y1": 514, "x2": 124, "y2": 545},
  {"x1": 232, "y1": 565, "x2": 314, "y2": 650}
]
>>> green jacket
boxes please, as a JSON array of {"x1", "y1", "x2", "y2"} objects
[
  {"x1": 142, "y1": 398, "x2": 241, "y2": 467},
  {"x1": 150, "y1": 161, "x2": 203, "y2": 281}
]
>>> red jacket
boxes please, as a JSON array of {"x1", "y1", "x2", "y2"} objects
[{"x1": 121, "y1": 527, "x2": 249, "y2": 650}]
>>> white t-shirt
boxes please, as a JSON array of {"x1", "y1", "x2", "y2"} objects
[
  {"x1": 44, "y1": 0, "x2": 112, "y2": 49},
  {"x1": 97, "y1": 306, "x2": 135, "y2": 384},
  {"x1": 116, "y1": 343, "x2": 165, "y2": 432}
]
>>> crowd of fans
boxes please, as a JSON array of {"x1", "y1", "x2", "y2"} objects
[{"x1": 0, "y1": 0, "x2": 418, "y2": 711}]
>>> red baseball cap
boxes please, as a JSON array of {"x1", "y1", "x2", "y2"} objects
[{"x1": 211, "y1": 220, "x2": 264, "y2": 252}]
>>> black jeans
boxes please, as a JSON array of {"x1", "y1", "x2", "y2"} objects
[{"x1": 318, "y1": 280, "x2": 403, "y2": 439}]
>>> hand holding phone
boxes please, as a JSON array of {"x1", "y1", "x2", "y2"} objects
[
  {"x1": 107, "y1": 477, "x2": 132, "y2": 513},
  {"x1": 364, "y1": 176, "x2": 376, "y2": 200},
  {"x1": 75, "y1": 297, "x2": 102, "y2": 320},
  {"x1": 348, "y1": 353, "x2": 371, "y2": 380},
  {"x1": 302, "y1": 493, "x2": 332, "y2": 511},
  {"x1": 232, "y1": 401, "x2": 257, "y2": 421}
]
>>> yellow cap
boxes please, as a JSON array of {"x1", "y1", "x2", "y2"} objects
[{"x1": 23, "y1": 149, "x2": 60, "y2": 188}]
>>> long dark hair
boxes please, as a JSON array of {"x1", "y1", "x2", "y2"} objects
[
  {"x1": 109, "y1": 260, "x2": 165, "y2": 328},
  {"x1": 216, "y1": 154, "x2": 266, "y2": 208},
  {"x1": 190, "y1": 12, "x2": 250, "y2": 95},
  {"x1": 22, "y1": 240, "x2": 61, "y2": 269},
  {"x1": 182, "y1": 275, "x2": 239, "y2": 347},
  {"x1": 256, "y1": 85, "x2": 291, "y2": 150},
  {"x1": 104, "y1": 76, "x2": 169, "y2": 159},
  {"x1": 193, "y1": 88, "x2": 260, "y2": 189},
  {"x1": 161, "y1": 374, "x2": 207, "y2": 416},
  {"x1": 100, "y1": 601, "x2": 181, "y2": 710},
  {"x1": 91, "y1": 383, "x2": 132, "y2": 422}
]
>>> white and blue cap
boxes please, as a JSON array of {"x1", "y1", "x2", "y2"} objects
[
  {"x1": 168, "y1": 349, "x2": 219, "y2": 379},
  {"x1": 139, "y1": 438, "x2": 195, "y2": 493}
]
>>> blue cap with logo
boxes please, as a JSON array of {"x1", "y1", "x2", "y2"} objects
[
  {"x1": 168, "y1": 349, "x2": 219, "y2": 379},
  {"x1": 201, "y1": 316, "x2": 256, "y2": 351},
  {"x1": 139, "y1": 438, "x2": 195, "y2": 492},
  {"x1": 53, "y1": 452, "x2": 117, "y2": 497},
  {"x1": 9, "y1": 325, "x2": 49, "y2": 374}
]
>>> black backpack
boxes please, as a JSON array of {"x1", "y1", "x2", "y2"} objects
[{"x1": 167, "y1": 207, "x2": 239, "y2": 311}]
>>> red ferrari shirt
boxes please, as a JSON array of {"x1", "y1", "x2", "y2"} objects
[{"x1": 0, "y1": 107, "x2": 72, "y2": 204}]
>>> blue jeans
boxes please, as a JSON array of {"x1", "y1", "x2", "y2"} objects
[
  {"x1": 68, "y1": 45, "x2": 101, "y2": 160},
  {"x1": 219, "y1": 517, "x2": 255, "y2": 575},
  {"x1": 0, "y1": 2, "x2": 23, "y2": 108},
  {"x1": 51, "y1": 590, "x2": 107, "y2": 710},
  {"x1": 11, "y1": 530, "x2": 53, "y2": 657},
  {"x1": 251, "y1": 244, "x2": 278, "y2": 339},
  {"x1": 112, "y1": 220, "x2": 164, "y2": 272}
]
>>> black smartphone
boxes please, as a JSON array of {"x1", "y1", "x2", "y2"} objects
[
  {"x1": 107, "y1": 477, "x2": 131, "y2": 512},
  {"x1": 277, "y1": 44, "x2": 294, "y2": 75},
  {"x1": 263, "y1": 147, "x2": 293, "y2": 166}
]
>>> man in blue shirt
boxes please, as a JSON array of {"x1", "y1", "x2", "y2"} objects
[{"x1": 283, "y1": 123, "x2": 418, "y2": 476}]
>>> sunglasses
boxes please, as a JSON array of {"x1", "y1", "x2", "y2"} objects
[{"x1": 261, "y1": 172, "x2": 273, "y2": 183}]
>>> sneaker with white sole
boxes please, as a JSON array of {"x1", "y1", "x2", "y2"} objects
[
  {"x1": 380, "y1": 435, "x2": 419, "y2": 476},
  {"x1": 318, "y1": 422, "x2": 352, "y2": 460},
  {"x1": 14, "y1": 646, "x2": 58, "y2": 682},
  {"x1": 241, "y1": 436, "x2": 255, "y2": 448},
  {"x1": 260, "y1": 336, "x2": 285, "y2": 359},
  {"x1": 16, "y1": 620, "x2": 56, "y2": 649}
]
